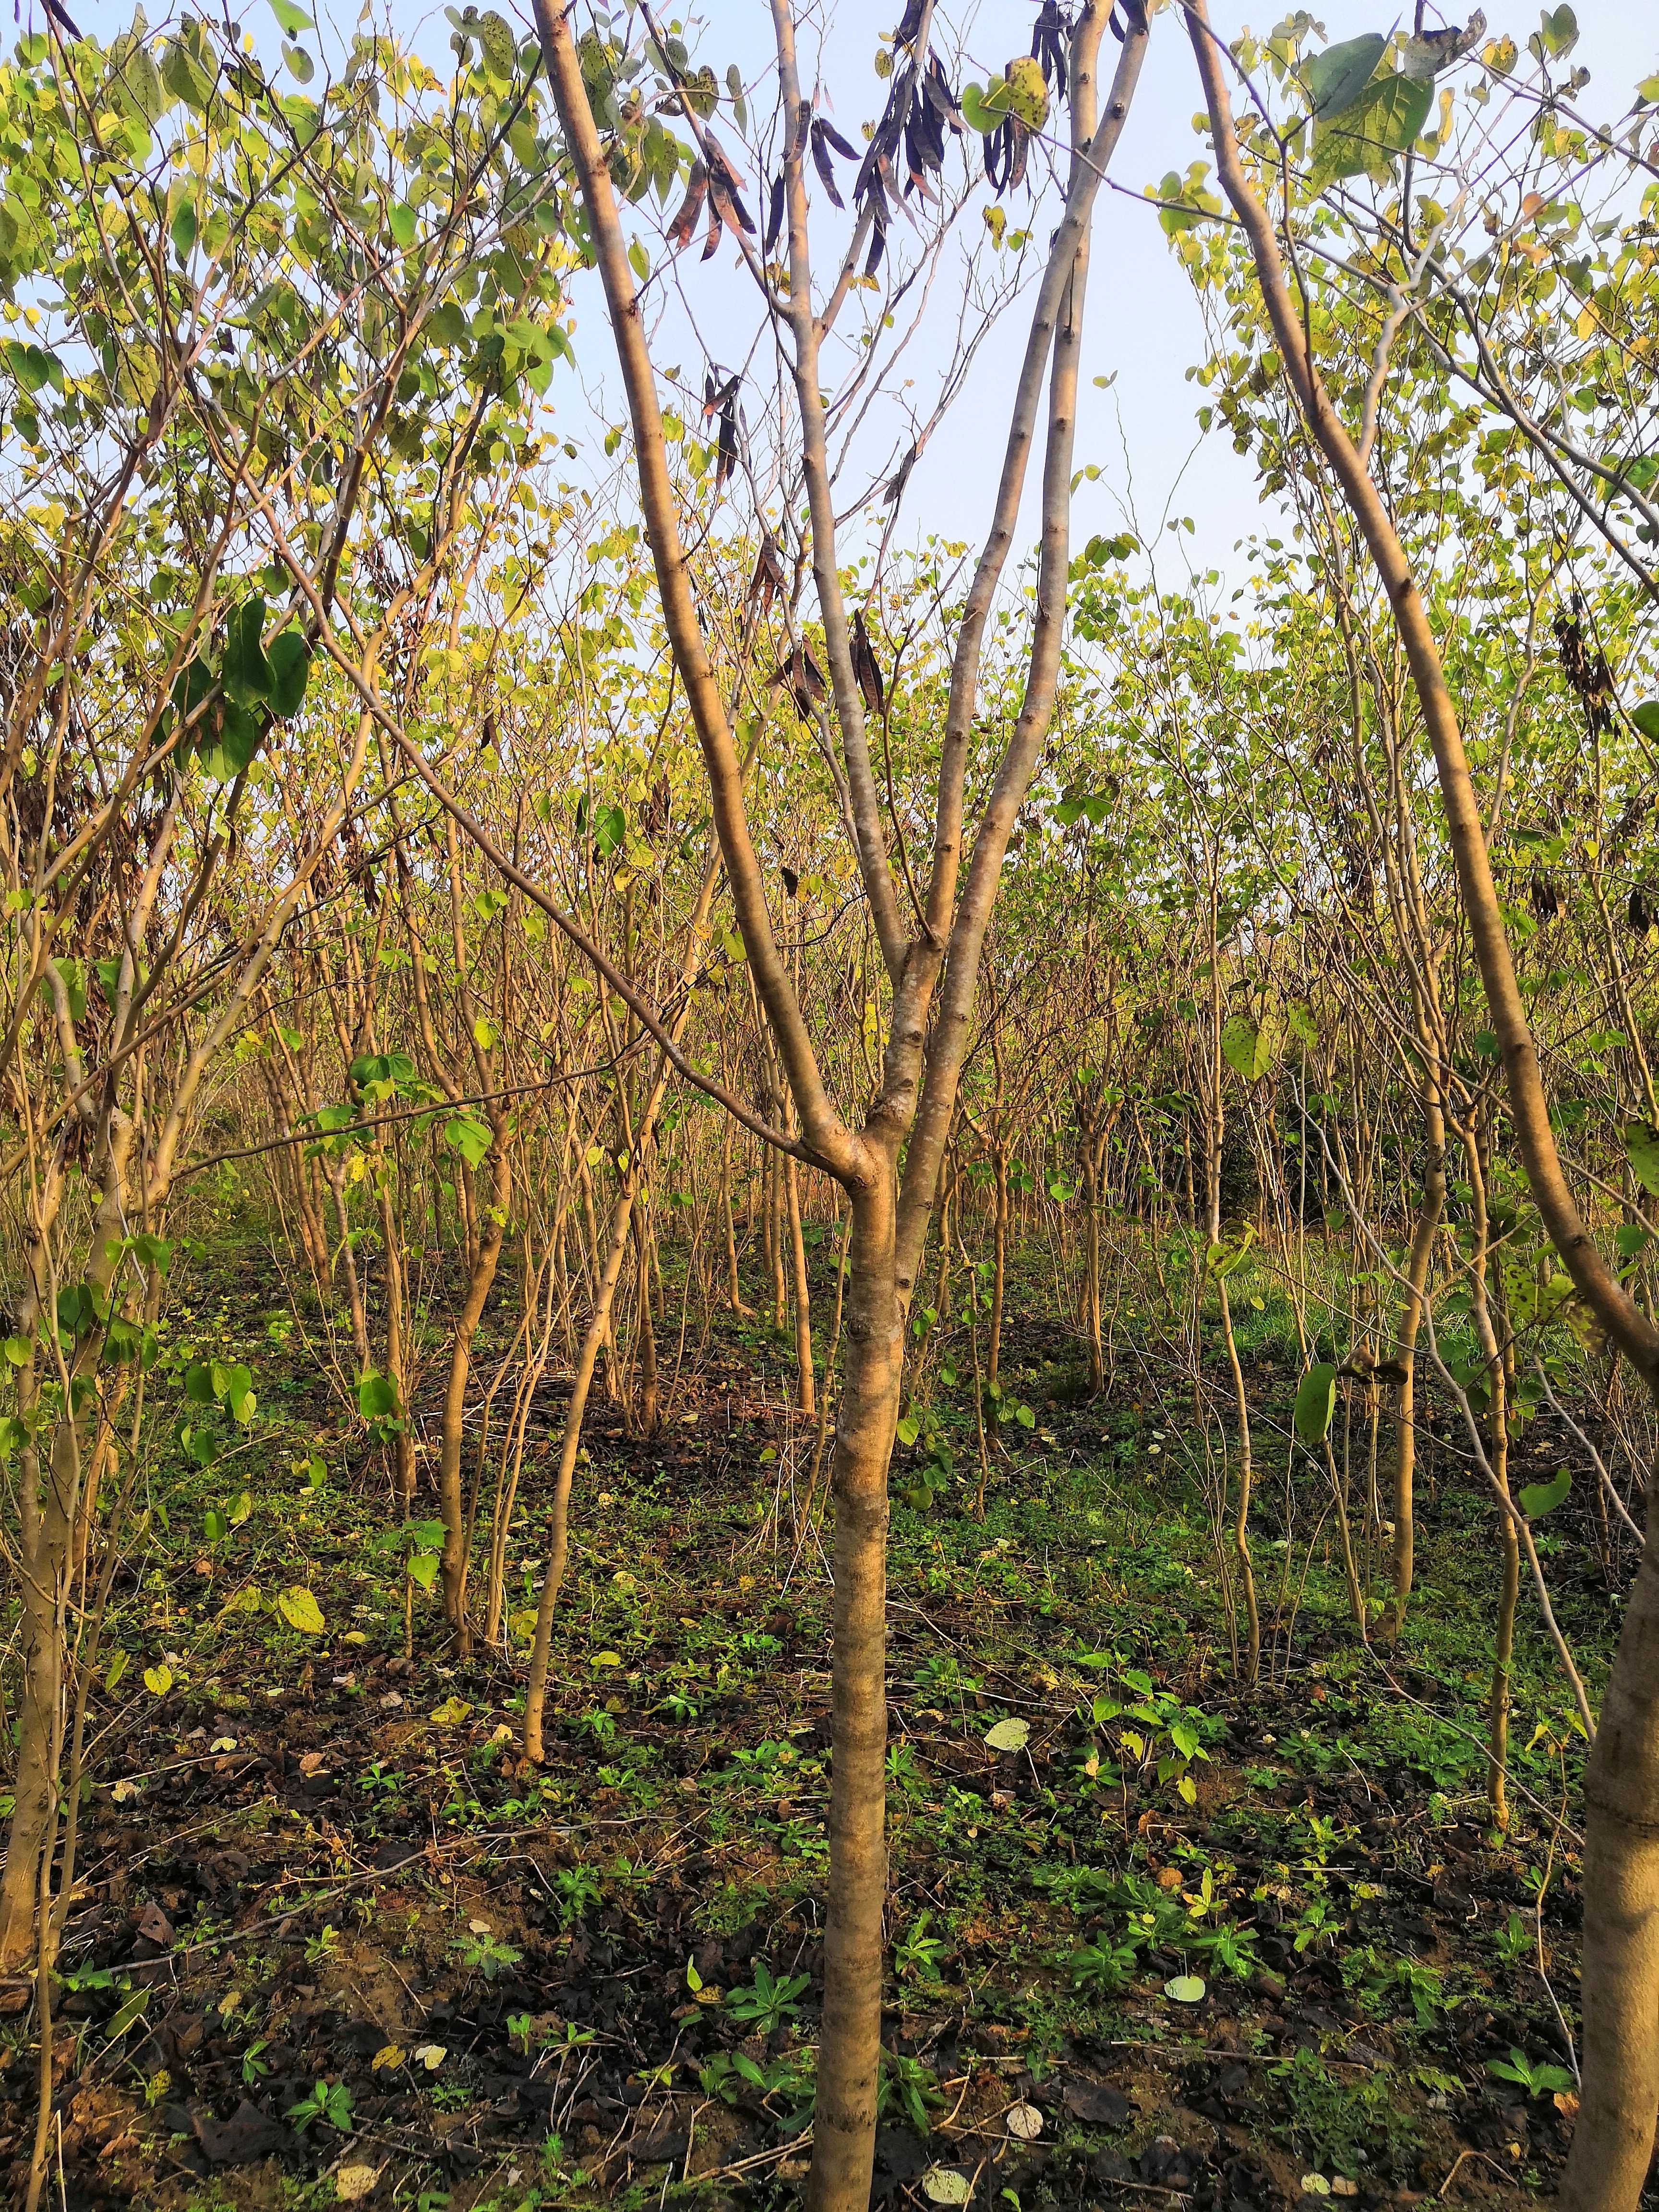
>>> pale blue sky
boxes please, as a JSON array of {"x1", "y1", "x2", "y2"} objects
[{"x1": 67, "y1": 0, "x2": 1659, "y2": 573}]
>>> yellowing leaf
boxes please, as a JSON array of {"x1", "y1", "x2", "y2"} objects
[
  {"x1": 1000, "y1": 55, "x2": 1049, "y2": 130},
  {"x1": 143, "y1": 1664, "x2": 172, "y2": 1695},
  {"x1": 277, "y1": 1586, "x2": 325, "y2": 1635},
  {"x1": 983, "y1": 1716, "x2": 1030, "y2": 1753}
]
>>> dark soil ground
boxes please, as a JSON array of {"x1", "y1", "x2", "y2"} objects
[{"x1": 0, "y1": 1240, "x2": 1620, "y2": 2212}]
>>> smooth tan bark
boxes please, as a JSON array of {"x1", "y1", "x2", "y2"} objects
[
  {"x1": 1185, "y1": 15, "x2": 1659, "y2": 2198},
  {"x1": 528, "y1": 14, "x2": 1150, "y2": 2209},
  {"x1": 438, "y1": 1141, "x2": 511, "y2": 1645}
]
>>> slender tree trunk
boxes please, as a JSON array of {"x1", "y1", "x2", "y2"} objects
[
  {"x1": 326, "y1": 1158, "x2": 371, "y2": 1371},
  {"x1": 631, "y1": 1203, "x2": 660, "y2": 1436},
  {"x1": 722, "y1": 1113, "x2": 751, "y2": 1314},
  {"x1": 0, "y1": 1132, "x2": 130, "y2": 1967},
  {"x1": 438, "y1": 1144, "x2": 510, "y2": 1646},
  {"x1": 989, "y1": 1145, "x2": 1008, "y2": 1388},
  {"x1": 811, "y1": 1170, "x2": 902, "y2": 2210},
  {"x1": 1185, "y1": 20, "x2": 1659, "y2": 2194},
  {"x1": 521, "y1": 1167, "x2": 639, "y2": 1762},
  {"x1": 1085, "y1": 1142, "x2": 1105, "y2": 1393},
  {"x1": 1385, "y1": 1071, "x2": 1445, "y2": 1641},
  {"x1": 769, "y1": 1140, "x2": 789, "y2": 1331},
  {"x1": 786, "y1": 1153, "x2": 815, "y2": 1417},
  {"x1": 375, "y1": 1174, "x2": 416, "y2": 1506},
  {"x1": 1566, "y1": 1498, "x2": 1659, "y2": 2211}
]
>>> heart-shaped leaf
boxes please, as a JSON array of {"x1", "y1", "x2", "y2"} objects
[
  {"x1": 277, "y1": 1585, "x2": 324, "y2": 1635},
  {"x1": 1306, "y1": 33, "x2": 1385, "y2": 118},
  {"x1": 1519, "y1": 1469, "x2": 1571, "y2": 1518},
  {"x1": 984, "y1": 1716, "x2": 1030, "y2": 1753},
  {"x1": 1623, "y1": 1120, "x2": 1659, "y2": 1195},
  {"x1": 1294, "y1": 1362, "x2": 1338, "y2": 1445}
]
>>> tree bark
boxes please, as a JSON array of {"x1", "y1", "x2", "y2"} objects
[
  {"x1": 438, "y1": 1141, "x2": 511, "y2": 1645},
  {"x1": 1184, "y1": 12, "x2": 1659, "y2": 2195},
  {"x1": 811, "y1": 1171, "x2": 902, "y2": 2208}
]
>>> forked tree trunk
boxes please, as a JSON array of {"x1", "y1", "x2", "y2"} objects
[
  {"x1": 526, "y1": 15, "x2": 1151, "y2": 2211},
  {"x1": 521, "y1": 1164, "x2": 639, "y2": 1762}
]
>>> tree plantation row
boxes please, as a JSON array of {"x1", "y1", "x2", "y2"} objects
[{"x1": 3, "y1": 3, "x2": 1659, "y2": 2210}]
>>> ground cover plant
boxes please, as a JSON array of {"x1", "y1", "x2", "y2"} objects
[{"x1": 3, "y1": 1, "x2": 1659, "y2": 2210}]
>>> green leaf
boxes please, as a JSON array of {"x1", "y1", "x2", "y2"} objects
[
  {"x1": 170, "y1": 198, "x2": 197, "y2": 263},
  {"x1": 1221, "y1": 1013, "x2": 1279, "y2": 1082},
  {"x1": 984, "y1": 1716, "x2": 1030, "y2": 1753},
  {"x1": 358, "y1": 1368, "x2": 403, "y2": 1421},
  {"x1": 3, "y1": 340, "x2": 60, "y2": 395},
  {"x1": 105, "y1": 1989, "x2": 151, "y2": 2040},
  {"x1": 426, "y1": 301, "x2": 469, "y2": 349},
  {"x1": 197, "y1": 701, "x2": 265, "y2": 784},
  {"x1": 1165, "y1": 1973, "x2": 1207, "y2": 2003},
  {"x1": 277, "y1": 1585, "x2": 325, "y2": 1635},
  {"x1": 162, "y1": 36, "x2": 214, "y2": 112},
  {"x1": 1536, "y1": 5, "x2": 1577, "y2": 59},
  {"x1": 266, "y1": 0, "x2": 314, "y2": 32},
  {"x1": 52, "y1": 956, "x2": 88, "y2": 1024},
  {"x1": 960, "y1": 80, "x2": 1000, "y2": 133},
  {"x1": 1309, "y1": 73, "x2": 1432, "y2": 188},
  {"x1": 1293, "y1": 1362, "x2": 1338, "y2": 1445},
  {"x1": 1632, "y1": 703, "x2": 1659, "y2": 742},
  {"x1": 477, "y1": 10, "x2": 517, "y2": 78},
  {"x1": 107, "y1": 33, "x2": 167, "y2": 124},
  {"x1": 221, "y1": 597, "x2": 271, "y2": 705},
  {"x1": 1624, "y1": 1120, "x2": 1659, "y2": 1196},
  {"x1": 387, "y1": 201, "x2": 417, "y2": 250},
  {"x1": 265, "y1": 629, "x2": 311, "y2": 717},
  {"x1": 444, "y1": 1113, "x2": 492, "y2": 1168},
  {"x1": 1519, "y1": 1469, "x2": 1571, "y2": 1518},
  {"x1": 1305, "y1": 33, "x2": 1386, "y2": 119}
]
